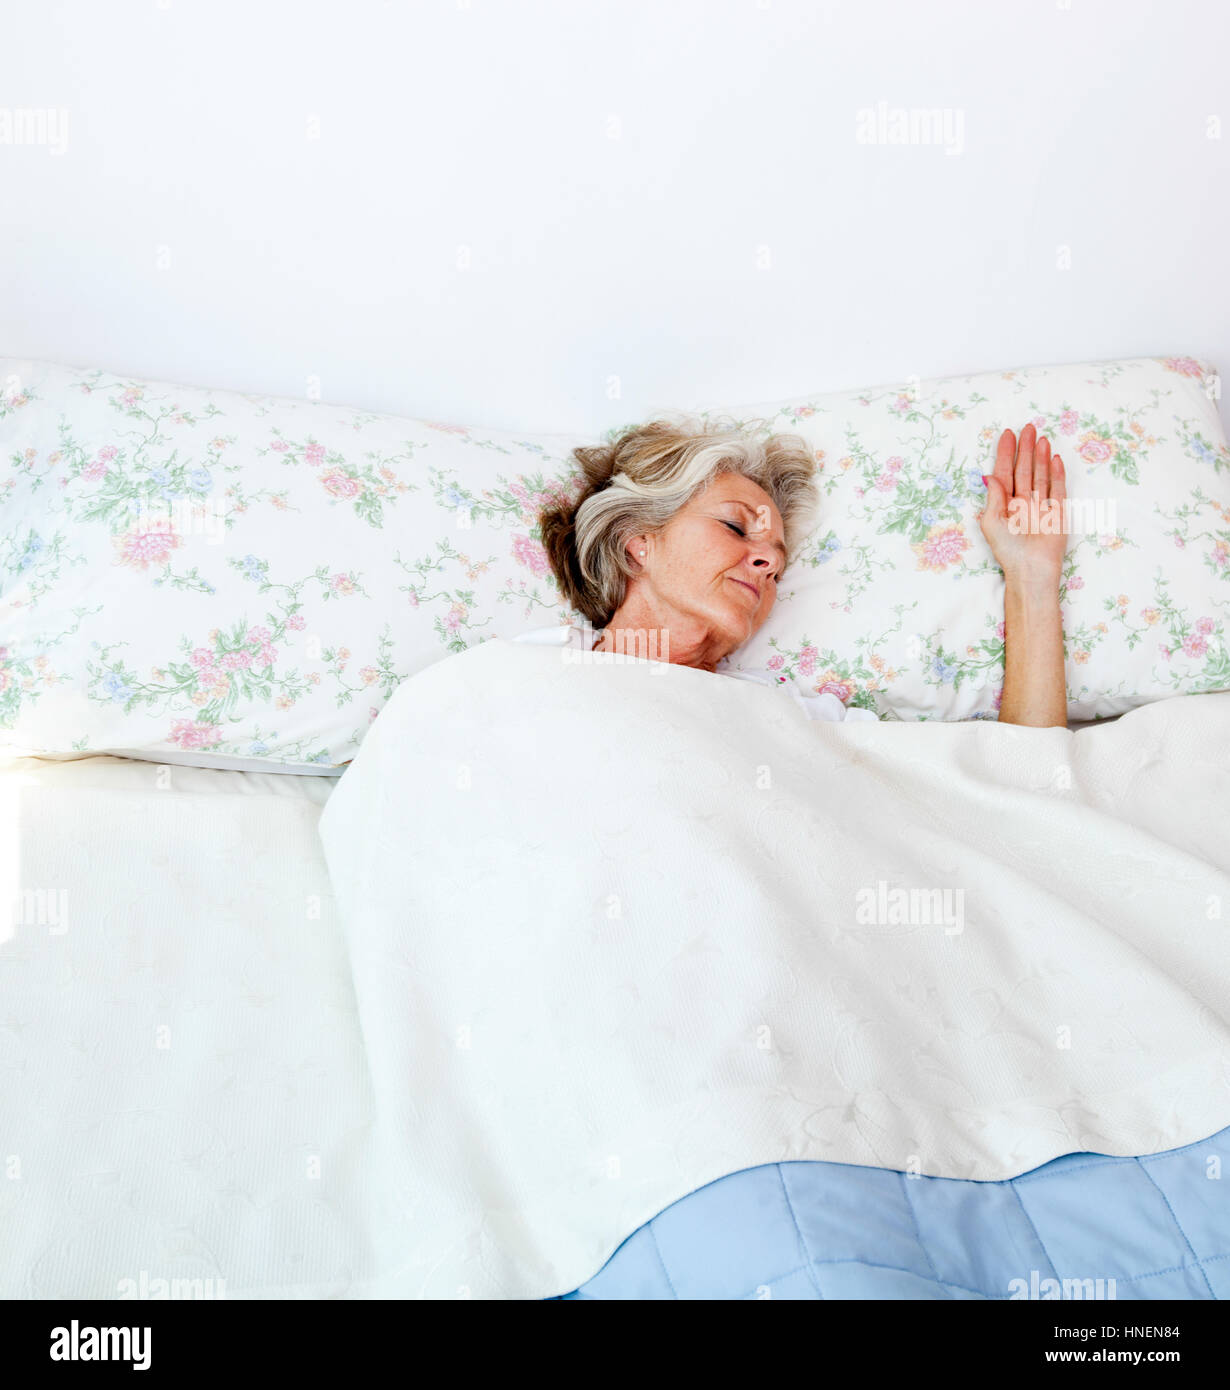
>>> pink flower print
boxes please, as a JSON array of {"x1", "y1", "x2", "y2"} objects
[
  {"x1": 1073, "y1": 649, "x2": 1090, "y2": 664},
  {"x1": 1212, "y1": 541, "x2": 1229, "y2": 569},
  {"x1": 992, "y1": 686, "x2": 1004, "y2": 710},
  {"x1": 258, "y1": 645, "x2": 276, "y2": 667},
  {"x1": 1067, "y1": 575, "x2": 1084, "y2": 590},
  {"x1": 287, "y1": 613, "x2": 307, "y2": 630},
  {"x1": 1141, "y1": 608, "x2": 1160, "y2": 625},
  {"x1": 445, "y1": 603, "x2": 467, "y2": 632},
  {"x1": 1032, "y1": 415, "x2": 1047, "y2": 429},
  {"x1": 995, "y1": 620, "x2": 1006, "y2": 639},
  {"x1": 1196, "y1": 617, "x2": 1215, "y2": 634},
  {"x1": 874, "y1": 473, "x2": 898, "y2": 491},
  {"x1": 407, "y1": 590, "x2": 420, "y2": 608},
  {"x1": 169, "y1": 719, "x2": 221, "y2": 750},
  {"x1": 308, "y1": 673, "x2": 321, "y2": 685},
  {"x1": 885, "y1": 456, "x2": 904, "y2": 473},
  {"x1": 511, "y1": 533, "x2": 550, "y2": 578},
  {"x1": 81, "y1": 460, "x2": 108, "y2": 481},
  {"x1": 1182, "y1": 633, "x2": 1209, "y2": 658},
  {"x1": 322, "y1": 471, "x2": 360, "y2": 499},
  {"x1": 112, "y1": 516, "x2": 182, "y2": 570},
  {"x1": 1160, "y1": 645, "x2": 1172, "y2": 660},
  {"x1": 797, "y1": 645, "x2": 818, "y2": 677},
  {"x1": 98, "y1": 445, "x2": 118, "y2": 462},
  {"x1": 360, "y1": 665, "x2": 380, "y2": 685},
  {"x1": 1162, "y1": 356, "x2": 1203, "y2": 378},
  {"x1": 425, "y1": 421, "x2": 470, "y2": 435},
  {"x1": 1077, "y1": 434, "x2": 1113, "y2": 465},
  {"x1": 766, "y1": 654, "x2": 785, "y2": 670},
  {"x1": 270, "y1": 439, "x2": 290, "y2": 453},
  {"x1": 911, "y1": 524, "x2": 970, "y2": 573},
  {"x1": 189, "y1": 647, "x2": 214, "y2": 668},
  {"x1": 891, "y1": 395, "x2": 911, "y2": 414},
  {"x1": 794, "y1": 405, "x2": 816, "y2": 418},
  {"x1": 337, "y1": 647, "x2": 350, "y2": 661},
  {"x1": 1058, "y1": 410, "x2": 1078, "y2": 435},
  {"x1": 379, "y1": 467, "x2": 396, "y2": 482},
  {"x1": 1174, "y1": 536, "x2": 1186, "y2": 548},
  {"x1": 276, "y1": 696, "x2": 293, "y2": 710},
  {"x1": 121, "y1": 388, "x2": 142, "y2": 407},
  {"x1": 331, "y1": 574, "x2": 357, "y2": 595},
  {"x1": 509, "y1": 480, "x2": 530, "y2": 503},
  {"x1": 370, "y1": 706, "x2": 380, "y2": 722},
  {"x1": 816, "y1": 673, "x2": 854, "y2": 702},
  {"x1": 304, "y1": 442, "x2": 326, "y2": 466},
  {"x1": 210, "y1": 437, "x2": 229, "y2": 451},
  {"x1": 246, "y1": 625, "x2": 272, "y2": 645},
  {"x1": 221, "y1": 649, "x2": 252, "y2": 670}
]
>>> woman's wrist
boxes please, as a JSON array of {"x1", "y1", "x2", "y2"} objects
[{"x1": 1003, "y1": 568, "x2": 1062, "y2": 603}]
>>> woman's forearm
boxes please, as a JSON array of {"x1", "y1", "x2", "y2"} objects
[{"x1": 998, "y1": 576, "x2": 1068, "y2": 728}]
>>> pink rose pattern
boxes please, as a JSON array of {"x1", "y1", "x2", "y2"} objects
[{"x1": 2, "y1": 355, "x2": 1228, "y2": 757}]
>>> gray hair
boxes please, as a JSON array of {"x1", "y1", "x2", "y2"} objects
[{"x1": 539, "y1": 412, "x2": 819, "y2": 626}]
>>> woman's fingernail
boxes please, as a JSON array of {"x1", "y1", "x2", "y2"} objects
[{"x1": 981, "y1": 474, "x2": 989, "y2": 485}]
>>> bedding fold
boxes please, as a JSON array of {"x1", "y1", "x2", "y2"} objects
[{"x1": 317, "y1": 639, "x2": 1230, "y2": 1299}]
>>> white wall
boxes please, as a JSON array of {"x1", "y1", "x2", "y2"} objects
[{"x1": 2, "y1": 0, "x2": 1227, "y2": 435}]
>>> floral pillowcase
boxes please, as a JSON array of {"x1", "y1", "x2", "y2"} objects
[
  {"x1": 709, "y1": 355, "x2": 1230, "y2": 720},
  {"x1": 0, "y1": 358, "x2": 591, "y2": 771},
  {"x1": 1, "y1": 354, "x2": 1226, "y2": 772}
]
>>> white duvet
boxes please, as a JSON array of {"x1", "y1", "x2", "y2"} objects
[{"x1": 318, "y1": 638, "x2": 1230, "y2": 1299}]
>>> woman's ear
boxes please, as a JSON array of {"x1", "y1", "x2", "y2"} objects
[{"x1": 626, "y1": 534, "x2": 651, "y2": 568}]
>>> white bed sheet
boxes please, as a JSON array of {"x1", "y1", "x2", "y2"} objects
[{"x1": 0, "y1": 753, "x2": 418, "y2": 1298}]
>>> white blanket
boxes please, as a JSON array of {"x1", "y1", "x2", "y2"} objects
[{"x1": 318, "y1": 638, "x2": 1230, "y2": 1299}]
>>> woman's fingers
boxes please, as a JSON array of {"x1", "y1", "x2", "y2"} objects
[
  {"x1": 1050, "y1": 451, "x2": 1066, "y2": 504},
  {"x1": 1034, "y1": 433, "x2": 1050, "y2": 498},
  {"x1": 1015, "y1": 422, "x2": 1035, "y2": 498},
  {"x1": 992, "y1": 428, "x2": 1016, "y2": 504}
]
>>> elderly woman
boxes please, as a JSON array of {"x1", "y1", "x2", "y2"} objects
[{"x1": 520, "y1": 416, "x2": 1068, "y2": 727}]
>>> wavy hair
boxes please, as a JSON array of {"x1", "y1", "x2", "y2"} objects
[{"x1": 539, "y1": 412, "x2": 819, "y2": 627}]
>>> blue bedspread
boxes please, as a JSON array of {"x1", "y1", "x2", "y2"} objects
[{"x1": 557, "y1": 1127, "x2": 1230, "y2": 1300}]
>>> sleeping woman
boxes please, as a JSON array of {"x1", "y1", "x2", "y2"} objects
[{"x1": 520, "y1": 417, "x2": 1068, "y2": 727}]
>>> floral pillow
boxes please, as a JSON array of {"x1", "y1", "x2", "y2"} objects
[
  {"x1": 709, "y1": 355, "x2": 1230, "y2": 720},
  {"x1": 0, "y1": 358, "x2": 589, "y2": 771},
  {"x1": 1, "y1": 354, "x2": 1226, "y2": 772}
]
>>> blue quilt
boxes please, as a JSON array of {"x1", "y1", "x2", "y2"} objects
[{"x1": 557, "y1": 1127, "x2": 1230, "y2": 1300}]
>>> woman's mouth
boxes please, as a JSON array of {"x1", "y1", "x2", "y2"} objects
[{"x1": 729, "y1": 577, "x2": 759, "y2": 602}]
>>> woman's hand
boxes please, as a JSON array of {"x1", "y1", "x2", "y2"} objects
[
  {"x1": 978, "y1": 423, "x2": 1067, "y2": 586},
  {"x1": 981, "y1": 424, "x2": 1069, "y2": 727}
]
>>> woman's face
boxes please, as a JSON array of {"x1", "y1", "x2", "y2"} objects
[{"x1": 627, "y1": 473, "x2": 788, "y2": 662}]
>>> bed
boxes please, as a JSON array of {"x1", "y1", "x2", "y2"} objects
[
  {"x1": 3, "y1": 351, "x2": 1229, "y2": 1300},
  {"x1": 3, "y1": 648, "x2": 1228, "y2": 1300}
]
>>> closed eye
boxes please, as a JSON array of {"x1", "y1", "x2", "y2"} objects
[{"x1": 722, "y1": 519, "x2": 782, "y2": 583}]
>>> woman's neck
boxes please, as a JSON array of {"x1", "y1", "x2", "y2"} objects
[{"x1": 594, "y1": 595, "x2": 729, "y2": 671}]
